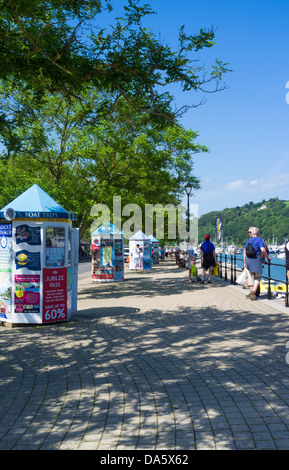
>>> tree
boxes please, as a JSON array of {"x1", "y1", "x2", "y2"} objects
[
  {"x1": 0, "y1": 80, "x2": 206, "y2": 237},
  {"x1": 198, "y1": 198, "x2": 289, "y2": 246},
  {"x1": 0, "y1": 0, "x2": 230, "y2": 124},
  {"x1": 0, "y1": 0, "x2": 231, "y2": 240}
]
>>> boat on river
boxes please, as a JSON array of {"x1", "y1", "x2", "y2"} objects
[
  {"x1": 268, "y1": 244, "x2": 279, "y2": 254},
  {"x1": 259, "y1": 280, "x2": 276, "y2": 293}
]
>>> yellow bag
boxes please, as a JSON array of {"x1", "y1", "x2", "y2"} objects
[
  {"x1": 212, "y1": 264, "x2": 219, "y2": 276},
  {"x1": 191, "y1": 264, "x2": 198, "y2": 276}
]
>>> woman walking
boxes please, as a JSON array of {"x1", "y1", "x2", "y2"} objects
[{"x1": 243, "y1": 227, "x2": 271, "y2": 300}]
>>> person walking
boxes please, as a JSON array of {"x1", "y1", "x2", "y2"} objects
[
  {"x1": 243, "y1": 227, "x2": 271, "y2": 300},
  {"x1": 285, "y1": 240, "x2": 289, "y2": 280},
  {"x1": 134, "y1": 244, "x2": 141, "y2": 271},
  {"x1": 178, "y1": 250, "x2": 186, "y2": 268},
  {"x1": 200, "y1": 235, "x2": 216, "y2": 283},
  {"x1": 256, "y1": 231, "x2": 269, "y2": 297},
  {"x1": 186, "y1": 244, "x2": 196, "y2": 282},
  {"x1": 139, "y1": 247, "x2": 144, "y2": 270}
]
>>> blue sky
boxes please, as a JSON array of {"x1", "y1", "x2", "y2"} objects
[{"x1": 105, "y1": 1, "x2": 289, "y2": 216}]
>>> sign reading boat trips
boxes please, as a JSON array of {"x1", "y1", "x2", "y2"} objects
[{"x1": 42, "y1": 268, "x2": 67, "y2": 323}]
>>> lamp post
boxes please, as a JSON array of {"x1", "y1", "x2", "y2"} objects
[{"x1": 185, "y1": 184, "x2": 193, "y2": 238}]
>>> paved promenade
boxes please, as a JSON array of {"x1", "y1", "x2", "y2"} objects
[{"x1": 1, "y1": 259, "x2": 289, "y2": 450}]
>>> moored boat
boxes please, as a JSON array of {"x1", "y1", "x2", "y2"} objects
[
  {"x1": 268, "y1": 244, "x2": 279, "y2": 254},
  {"x1": 259, "y1": 280, "x2": 276, "y2": 293}
]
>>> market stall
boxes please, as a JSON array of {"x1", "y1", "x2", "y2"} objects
[
  {"x1": 91, "y1": 223, "x2": 124, "y2": 282},
  {"x1": 149, "y1": 235, "x2": 159, "y2": 264},
  {"x1": 129, "y1": 230, "x2": 152, "y2": 270},
  {"x1": 0, "y1": 184, "x2": 78, "y2": 326}
]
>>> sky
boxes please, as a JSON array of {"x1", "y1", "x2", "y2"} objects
[{"x1": 105, "y1": 0, "x2": 289, "y2": 216}]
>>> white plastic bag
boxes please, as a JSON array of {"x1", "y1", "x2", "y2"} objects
[
  {"x1": 236, "y1": 268, "x2": 248, "y2": 285},
  {"x1": 186, "y1": 260, "x2": 192, "y2": 270}
]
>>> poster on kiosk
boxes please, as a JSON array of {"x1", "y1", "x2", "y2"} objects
[
  {"x1": 149, "y1": 235, "x2": 159, "y2": 264},
  {"x1": 91, "y1": 223, "x2": 124, "y2": 282},
  {"x1": 129, "y1": 230, "x2": 152, "y2": 271},
  {"x1": 0, "y1": 184, "x2": 78, "y2": 327}
]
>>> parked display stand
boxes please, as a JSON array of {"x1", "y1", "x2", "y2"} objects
[
  {"x1": 149, "y1": 235, "x2": 159, "y2": 264},
  {"x1": 91, "y1": 223, "x2": 124, "y2": 282},
  {"x1": 0, "y1": 184, "x2": 78, "y2": 327},
  {"x1": 129, "y1": 230, "x2": 152, "y2": 270}
]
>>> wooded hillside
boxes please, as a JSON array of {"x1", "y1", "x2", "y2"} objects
[{"x1": 198, "y1": 198, "x2": 289, "y2": 246}]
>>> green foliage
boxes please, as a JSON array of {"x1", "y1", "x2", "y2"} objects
[
  {"x1": 0, "y1": 0, "x2": 231, "y2": 241},
  {"x1": 198, "y1": 198, "x2": 289, "y2": 246},
  {"x1": 0, "y1": 81, "x2": 206, "y2": 238},
  {"x1": 0, "y1": 0, "x2": 230, "y2": 123}
]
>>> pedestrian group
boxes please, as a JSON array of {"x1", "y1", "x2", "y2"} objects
[{"x1": 131, "y1": 226, "x2": 283, "y2": 302}]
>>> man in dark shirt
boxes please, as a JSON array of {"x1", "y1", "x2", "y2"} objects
[{"x1": 200, "y1": 235, "x2": 216, "y2": 284}]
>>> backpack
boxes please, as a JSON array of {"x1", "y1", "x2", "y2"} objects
[{"x1": 246, "y1": 238, "x2": 258, "y2": 258}]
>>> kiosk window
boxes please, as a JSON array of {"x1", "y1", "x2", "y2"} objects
[{"x1": 45, "y1": 227, "x2": 65, "y2": 267}]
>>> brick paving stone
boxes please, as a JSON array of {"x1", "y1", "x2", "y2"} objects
[{"x1": 1, "y1": 259, "x2": 289, "y2": 450}]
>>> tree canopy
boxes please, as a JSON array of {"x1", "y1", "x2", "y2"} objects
[
  {"x1": 0, "y1": 0, "x2": 231, "y2": 239},
  {"x1": 0, "y1": 0, "x2": 230, "y2": 121},
  {"x1": 0, "y1": 79, "x2": 206, "y2": 238}
]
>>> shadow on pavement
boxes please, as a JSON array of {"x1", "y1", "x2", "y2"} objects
[
  {"x1": 2, "y1": 257, "x2": 289, "y2": 450},
  {"x1": 77, "y1": 260, "x2": 226, "y2": 300}
]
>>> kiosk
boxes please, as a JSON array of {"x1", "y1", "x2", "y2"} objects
[
  {"x1": 0, "y1": 184, "x2": 78, "y2": 326},
  {"x1": 149, "y1": 235, "x2": 159, "y2": 264},
  {"x1": 91, "y1": 223, "x2": 124, "y2": 282},
  {"x1": 129, "y1": 230, "x2": 151, "y2": 270}
]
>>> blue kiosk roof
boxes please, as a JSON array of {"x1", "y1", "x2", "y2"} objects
[
  {"x1": 148, "y1": 235, "x2": 159, "y2": 242},
  {"x1": 91, "y1": 222, "x2": 123, "y2": 236},
  {"x1": 0, "y1": 184, "x2": 70, "y2": 219}
]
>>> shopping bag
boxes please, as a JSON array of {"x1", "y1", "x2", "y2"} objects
[
  {"x1": 212, "y1": 264, "x2": 219, "y2": 276},
  {"x1": 191, "y1": 264, "x2": 198, "y2": 277},
  {"x1": 186, "y1": 260, "x2": 192, "y2": 270},
  {"x1": 236, "y1": 268, "x2": 248, "y2": 285}
]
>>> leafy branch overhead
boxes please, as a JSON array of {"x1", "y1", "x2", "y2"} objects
[
  {"x1": 0, "y1": 82, "x2": 206, "y2": 236},
  {"x1": 0, "y1": 0, "x2": 231, "y2": 120},
  {"x1": 0, "y1": 0, "x2": 231, "y2": 239}
]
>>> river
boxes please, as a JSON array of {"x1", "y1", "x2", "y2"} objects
[{"x1": 220, "y1": 252, "x2": 288, "y2": 284}]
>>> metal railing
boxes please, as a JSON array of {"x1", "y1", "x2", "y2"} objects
[{"x1": 215, "y1": 253, "x2": 289, "y2": 308}]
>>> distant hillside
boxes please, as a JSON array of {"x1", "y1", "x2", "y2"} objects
[{"x1": 198, "y1": 198, "x2": 289, "y2": 246}]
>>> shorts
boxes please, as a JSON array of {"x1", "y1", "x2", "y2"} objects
[
  {"x1": 247, "y1": 270, "x2": 261, "y2": 286},
  {"x1": 202, "y1": 253, "x2": 215, "y2": 271}
]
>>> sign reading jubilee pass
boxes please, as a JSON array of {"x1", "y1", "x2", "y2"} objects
[{"x1": 42, "y1": 268, "x2": 67, "y2": 323}]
